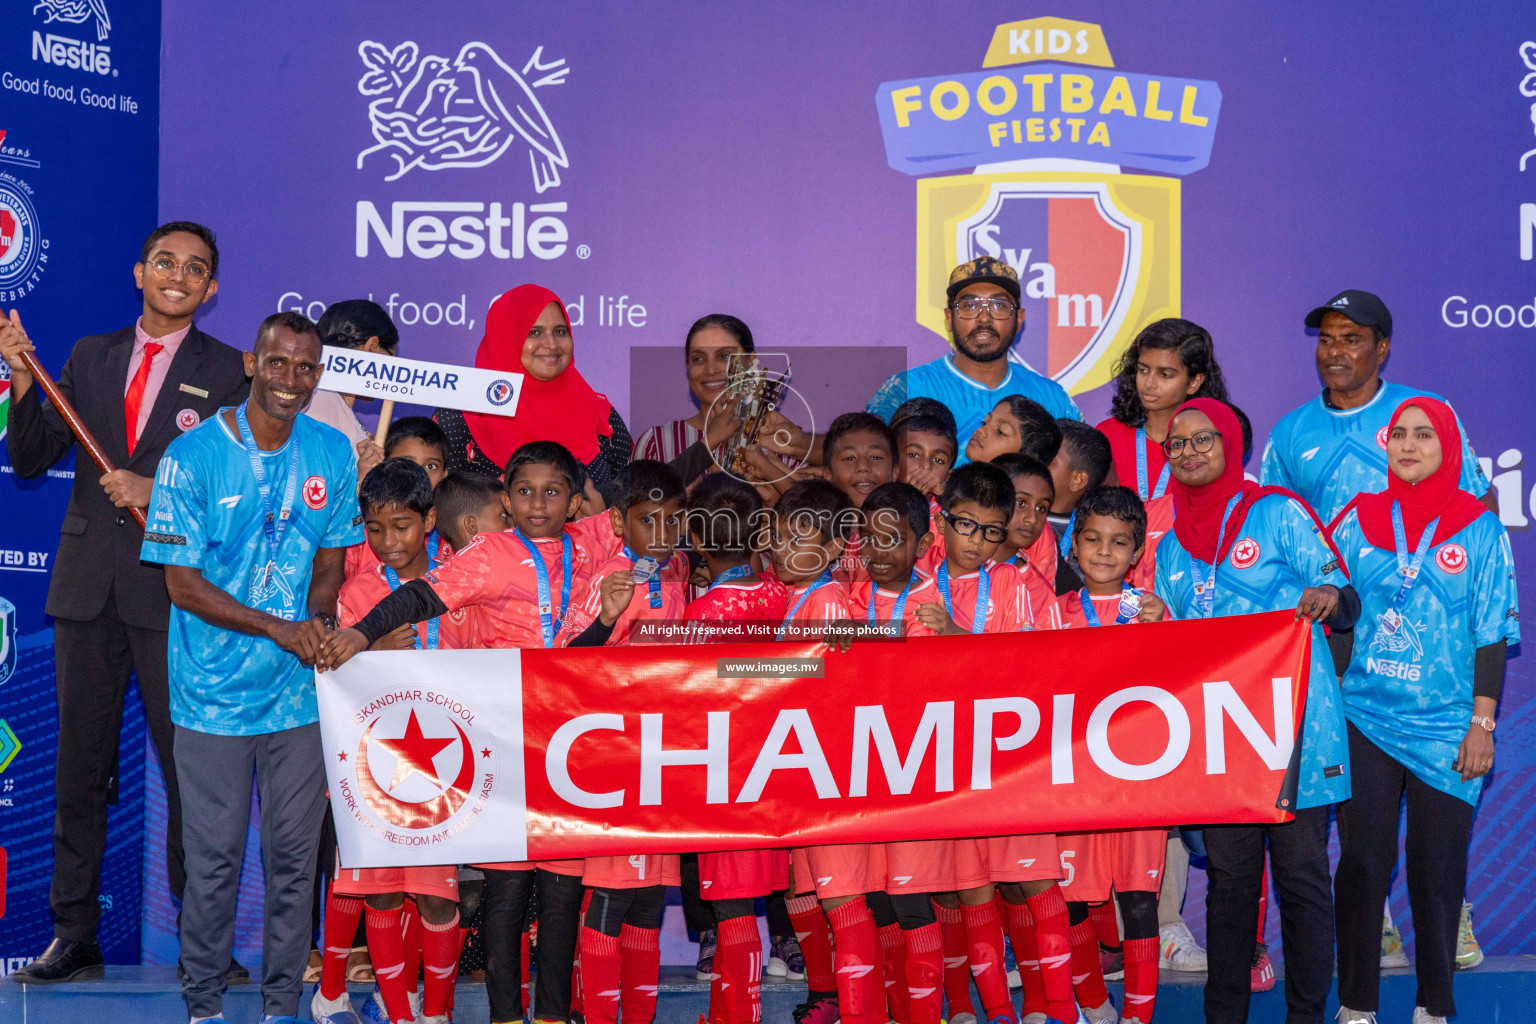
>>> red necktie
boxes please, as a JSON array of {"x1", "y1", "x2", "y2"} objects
[{"x1": 124, "y1": 341, "x2": 164, "y2": 455}]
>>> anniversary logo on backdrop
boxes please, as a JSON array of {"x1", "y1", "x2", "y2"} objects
[{"x1": 877, "y1": 16, "x2": 1220, "y2": 394}]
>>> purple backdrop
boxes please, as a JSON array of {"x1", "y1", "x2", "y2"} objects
[{"x1": 155, "y1": 1, "x2": 1536, "y2": 958}]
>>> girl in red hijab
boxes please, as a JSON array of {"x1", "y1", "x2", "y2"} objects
[
  {"x1": 435, "y1": 285, "x2": 629, "y2": 486},
  {"x1": 1153, "y1": 396, "x2": 1359, "y2": 1024},
  {"x1": 1329, "y1": 397, "x2": 1515, "y2": 1024}
]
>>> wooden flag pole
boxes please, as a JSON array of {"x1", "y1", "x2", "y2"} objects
[
  {"x1": 373, "y1": 399, "x2": 396, "y2": 448},
  {"x1": 18, "y1": 350, "x2": 148, "y2": 528}
]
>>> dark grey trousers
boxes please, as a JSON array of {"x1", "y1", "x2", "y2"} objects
[{"x1": 175, "y1": 723, "x2": 327, "y2": 1019}]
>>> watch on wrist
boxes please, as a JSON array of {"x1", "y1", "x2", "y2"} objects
[
  {"x1": 1470, "y1": 715, "x2": 1495, "y2": 733},
  {"x1": 315, "y1": 613, "x2": 339, "y2": 631}
]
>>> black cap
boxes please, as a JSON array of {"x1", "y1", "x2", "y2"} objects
[{"x1": 1304, "y1": 289, "x2": 1392, "y2": 338}]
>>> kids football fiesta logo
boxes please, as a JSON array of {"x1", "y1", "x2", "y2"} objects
[
  {"x1": 877, "y1": 17, "x2": 1222, "y2": 392},
  {"x1": 334, "y1": 690, "x2": 499, "y2": 843}
]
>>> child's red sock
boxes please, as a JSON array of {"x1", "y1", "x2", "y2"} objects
[
  {"x1": 580, "y1": 927, "x2": 623, "y2": 1024},
  {"x1": 959, "y1": 901, "x2": 1015, "y2": 1023},
  {"x1": 421, "y1": 911, "x2": 461, "y2": 1018},
  {"x1": 1003, "y1": 900, "x2": 1046, "y2": 1019},
  {"x1": 1091, "y1": 900, "x2": 1121, "y2": 951},
  {"x1": 620, "y1": 923, "x2": 662, "y2": 1024},
  {"x1": 400, "y1": 899, "x2": 423, "y2": 1002},
  {"x1": 902, "y1": 923, "x2": 945, "y2": 1024},
  {"x1": 365, "y1": 906, "x2": 415, "y2": 1024},
  {"x1": 319, "y1": 894, "x2": 365, "y2": 1001},
  {"x1": 786, "y1": 895, "x2": 837, "y2": 995},
  {"x1": 1122, "y1": 936, "x2": 1159, "y2": 1022},
  {"x1": 1025, "y1": 885, "x2": 1076, "y2": 1024},
  {"x1": 933, "y1": 903, "x2": 976, "y2": 1020},
  {"x1": 1069, "y1": 919, "x2": 1110, "y2": 1011},
  {"x1": 716, "y1": 913, "x2": 763, "y2": 1024},
  {"x1": 879, "y1": 922, "x2": 911, "y2": 1024},
  {"x1": 827, "y1": 899, "x2": 882, "y2": 1024}
]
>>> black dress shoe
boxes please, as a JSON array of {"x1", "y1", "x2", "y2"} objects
[
  {"x1": 10, "y1": 938, "x2": 105, "y2": 984},
  {"x1": 177, "y1": 957, "x2": 250, "y2": 984}
]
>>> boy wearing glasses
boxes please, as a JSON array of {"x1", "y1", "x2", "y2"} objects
[
  {"x1": 2, "y1": 221, "x2": 249, "y2": 985},
  {"x1": 866, "y1": 258, "x2": 1081, "y2": 458}
]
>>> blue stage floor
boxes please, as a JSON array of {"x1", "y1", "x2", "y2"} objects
[{"x1": 2, "y1": 960, "x2": 1532, "y2": 1022}]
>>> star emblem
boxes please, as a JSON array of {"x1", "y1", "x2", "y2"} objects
[
  {"x1": 481, "y1": 747, "x2": 492, "y2": 758},
  {"x1": 338, "y1": 750, "x2": 348, "y2": 762},
  {"x1": 373, "y1": 709, "x2": 455, "y2": 789}
]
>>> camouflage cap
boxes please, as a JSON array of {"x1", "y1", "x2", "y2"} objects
[{"x1": 946, "y1": 255, "x2": 1021, "y2": 304}]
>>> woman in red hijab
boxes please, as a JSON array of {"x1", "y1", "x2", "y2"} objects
[
  {"x1": 1329, "y1": 397, "x2": 1516, "y2": 1024},
  {"x1": 435, "y1": 285, "x2": 629, "y2": 488}
]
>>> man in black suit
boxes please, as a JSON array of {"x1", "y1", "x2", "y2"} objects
[{"x1": 1, "y1": 222, "x2": 249, "y2": 983}]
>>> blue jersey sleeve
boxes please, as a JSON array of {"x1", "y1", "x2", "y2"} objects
[
  {"x1": 1447, "y1": 405, "x2": 1492, "y2": 497},
  {"x1": 321, "y1": 445, "x2": 364, "y2": 549},
  {"x1": 1259, "y1": 420, "x2": 1293, "y2": 490},
  {"x1": 140, "y1": 437, "x2": 209, "y2": 568},
  {"x1": 866, "y1": 371, "x2": 907, "y2": 424},
  {"x1": 1330, "y1": 508, "x2": 1365, "y2": 581},
  {"x1": 1471, "y1": 521, "x2": 1520, "y2": 648},
  {"x1": 1274, "y1": 495, "x2": 1343, "y2": 588},
  {"x1": 1152, "y1": 543, "x2": 1182, "y2": 619}
]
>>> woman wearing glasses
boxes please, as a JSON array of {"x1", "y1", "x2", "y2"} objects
[{"x1": 1152, "y1": 397, "x2": 1359, "y2": 1024}]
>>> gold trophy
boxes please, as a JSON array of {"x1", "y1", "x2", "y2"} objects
[{"x1": 720, "y1": 352, "x2": 791, "y2": 477}]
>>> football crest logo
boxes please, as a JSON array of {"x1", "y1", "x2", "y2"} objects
[
  {"x1": 303, "y1": 475, "x2": 328, "y2": 510},
  {"x1": 356, "y1": 708, "x2": 476, "y2": 828},
  {"x1": 1229, "y1": 538, "x2": 1261, "y2": 569},
  {"x1": 1435, "y1": 543, "x2": 1468, "y2": 575}
]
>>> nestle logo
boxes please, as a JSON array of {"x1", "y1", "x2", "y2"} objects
[
  {"x1": 355, "y1": 200, "x2": 568, "y2": 260},
  {"x1": 31, "y1": 31, "x2": 112, "y2": 75}
]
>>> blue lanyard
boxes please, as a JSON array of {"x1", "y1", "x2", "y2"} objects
[
  {"x1": 935, "y1": 561, "x2": 989, "y2": 634},
  {"x1": 779, "y1": 569, "x2": 833, "y2": 640},
  {"x1": 235, "y1": 401, "x2": 302, "y2": 585},
  {"x1": 513, "y1": 528, "x2": 573, "y2": 648},
  {"x1": 1190, "y1": 494, "x2": 1243, "y2": 619},
  {"x1": 1056, "y1": 510, "x2": 1077, "y2": 561},
  {"x1": 708, "y1": 563, "x2": 754, "y2": 590},
  {"x1": 383, "y1": 546, "x2": 440, "y2": 650},
  {"x1": 1080, "y1": 584, "x2": 1139, "y2": 627},
  {"x1": 868, "y1": 571, "x2": 917, "y2": 628},
  {"x1": 1135, "y1": 426, "x2": 1171, "y2": 501},
  {"x1": 1382, "y1": 502, "x2": 1438, "y2": 633},
  {"x1": 623, "y1": 545, "x2": 664, "y2": 609}
]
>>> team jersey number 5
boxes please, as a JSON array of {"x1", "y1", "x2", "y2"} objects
[{"x1": 1059, "y1": 850, "x2": 1075, "y2": 886}]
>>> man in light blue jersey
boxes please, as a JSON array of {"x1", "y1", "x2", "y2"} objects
[
  {"x1": 867, "y1": 256, "x2": 1081, "y2": 464},
  {"x1": 142, "y1": 312, "x2": 363, "y2": 1024},
  {"x1": 1260, "y1": 289, "x2": 1491, "y2": 524}
]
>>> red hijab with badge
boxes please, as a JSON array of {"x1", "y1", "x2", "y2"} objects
[
  {"x1": 461, "y1": 284, "x2": 613, "y2": 469},
  {"x1": 1342, "y1": 397, "x2": 1486, "y2": 551}
]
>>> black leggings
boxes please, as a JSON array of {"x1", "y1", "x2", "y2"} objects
[
  {"x1": 707, "y1": 897, "x2": 756, "y2": 922},
  {"x1": 586, "y1": 885, "x2": 667, "y2": 937},
  {"x1": 481, "y1": 868, "x2": 585, "y2": 1023},
  {"x1": 1066, "y1": 891, "x2": 1158, "y2": 941}
]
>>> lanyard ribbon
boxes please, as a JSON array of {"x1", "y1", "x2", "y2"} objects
[
  {"x1": 382, "y1": 534, "x2": 441, "y2": 650},
  {"x1": 1190, "y1": 493, "x2": 1243, "y2": 619},
  {"x1": 513, "y1": 528, "x2": 574, "y2": 648},
  {"x1": 1381, "y1": 502, "x2": 1439, "y2": 635},
  {"x1": 1057, "y1": 510, "x2": 1078, "y2": 561},
  {"x1": 708, "y1": 563, "x2": 754, "y2": 590},
  {"x1": 779, "y1": 569, "x2": 834, "y2": 640},
  {"x1": 623, "y1": 545, "x2": 664, "y2": 608},
  {"x1": 235, "y1": 401, "x2": 301, "y2": 590},
  {"x1": 936, "y1": 561, "x2": 989, "y2": 634},
  {"x1": 1136, "y1": 426, "x2": 1171, "y2": 501},
  {"x1": 1080, "y1": 584, "x2": 1140, "y2": 627},
  {"x1": 867, "y1": 571, "x2": 917, "y2": 629}
]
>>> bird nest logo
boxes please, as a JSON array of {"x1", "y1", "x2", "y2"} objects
[
  {"x1": 356, "y1": 40, "x2": 570, "y2": 189},
  {"x1": 336, "y1": 696, "x2": 497, "y2": 841},
  {"x1": 32, "y1": 0, "x2": 110, "y2": 41}
]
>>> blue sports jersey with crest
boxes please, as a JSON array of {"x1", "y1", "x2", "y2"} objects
[
  {"x1": 1260, "y1": 381, "x2": 1489, "y2": 524},
  {"x1": 1154, "y1": 492, "x2": 1351, "y2": 809},
  {"x1": 867, "y1": 353, "x2": 1081, "y2": 465},
  {"x1": 1331, "y1": 508, "x2": 1519, "y2": 804},
  {"x1": 141, "y1": 410, "x2": 363, "y2": 736}
]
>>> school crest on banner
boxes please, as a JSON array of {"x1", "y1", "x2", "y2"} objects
[{"x1": 877, "y1": 16, "x2": 1221, "y2": 394}]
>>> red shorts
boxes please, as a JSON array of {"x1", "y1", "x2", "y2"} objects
[
  {"x1": 1057, "y1": 829, "x2": 1168, "y2": 902},
  {"x1": 583, "y1": 855, "x2": 682, "y2": 889},
  {"x1": 699, "y1": 849, "x2": 789, "y2": 900},
  {"x1": 791, "y1": 844, "x2": 887, "y2": 899},
  {"x1": 953, "y1": 835, "x2": 1061, "y2": 887},
  {"x1": 881, "y1": 840, "x2": 956, "y2": 894},
  {"x1": 332, "y1": 857, "x2": 460, "y2": 901},
  {"x1": 472, "y1": 858, "x2": 585, "y2": 876}
]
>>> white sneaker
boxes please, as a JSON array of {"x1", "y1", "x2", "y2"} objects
[
  {"x1": 1081, "y1": 998, "x2": 1119, "y2": 1023},
  {"x1": 1020, "y1": 1014, "x2": 1048, "y2": 1024},
  {"x1": 420, "y1": 1016, "x2": 449, "y2": 1024},
  {"x1": 1336, "y1": 1008, "x2": 1377, "y2": 1024},
  {"x1": 1007, "y1": 967, "x2": 1022, "y2": 988},
  {"x1": 1411, "y1": 1009, "x2": 1446, "y2": 1024},
  {"x1": 1158, "y1": 919, "x2": 1207, "y2": 972},
  {"x1": 310, "y1": 986, "x2": 363, "y2": 1024},
  {"x1": 950, "y1": 1013, "x2": 978, "y2": 1024}
]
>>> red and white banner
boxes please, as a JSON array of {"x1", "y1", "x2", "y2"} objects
[{"x1": 319, "y1": 611, "x2": 1311, "y2": 868}]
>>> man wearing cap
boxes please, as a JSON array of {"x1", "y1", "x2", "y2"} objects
[
  {"x1": 1261, "y1": 289, "x2": 1491, "y2": 524},
  {"x1": 867, "y1": 257, "x2": 1081, "y2": 462}
]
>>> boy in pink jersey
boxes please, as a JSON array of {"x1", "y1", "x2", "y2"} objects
[
  {"x1": 988, "y1": 453, "x2": 1061, "y2": 622},
  {"x1": 322, "y1": 441, "x2": 627, "y2": 1024},
  {"x1": 894, "y1": 411, "x2": 957, "y2": 503},
  {"x1": 431, "y1": 470, "x2": 509, "y2": 554},
  {"x1": 1043, "y1": 486, "x2": 1168, "y2": 1024},
  {"x1": 344, "y1": 417, "x2": 452, "y2": 580},
  {"x1": 823, "y1": 412, "x2": 896, "y2": 587},
  {"x1": 916, "y1": 463, "x2": 1077, "y2": 1024},
  {"x1": 679, "y1": 475, "x2": 791, "y2": 1024},
  {"x1": 313, "y1": 460, "x2": 475, "y2": 1024}
]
